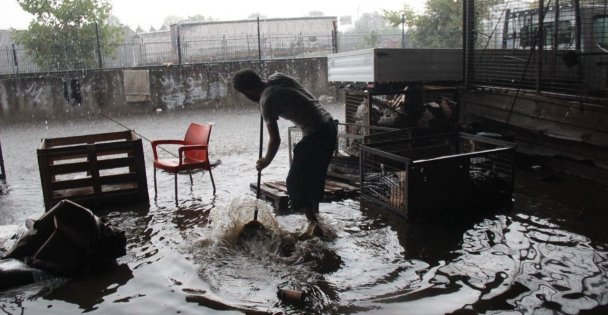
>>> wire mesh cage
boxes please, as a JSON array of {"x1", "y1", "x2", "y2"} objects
[
  {"x1": 343, "y1": 84, "x2": 459, "y2": 134},
  {"x1": 288, "y1": 122, "x2": 409, "y2": 184},
  {"x1": 360, "y1": 132, "x2": 516, "y2": 220}
]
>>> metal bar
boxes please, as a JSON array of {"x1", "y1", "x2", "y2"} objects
[
  {"x1": 95, "y1": 22, "x2": 103, "y2": 68},
  {"x1": 257, "y1": 17, "x2": 262, "y2": 61},
  {"x1": 0, "y1": 141, "x2": 6, "y2": 180},
  {"x1": 463, "y1": 0, "x2": 475, "y2": 88},
  {"x1": 537, "y1": 0, "x2": 545, "y2": 93}
]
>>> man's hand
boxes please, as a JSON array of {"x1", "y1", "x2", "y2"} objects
[{"x1": 256, "y1": 157, "x2": 271, "y2": 171}]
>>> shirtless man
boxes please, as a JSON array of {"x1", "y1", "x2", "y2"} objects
[{"x1": 232, "y1": 69, "x2": 337, "y2": 225}]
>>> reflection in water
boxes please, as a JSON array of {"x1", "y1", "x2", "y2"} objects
[
  {"x1": 44, "y1": 264, "x2": 134, "y2": 311},
  {"x1": 439, "y1": 214, "x2": 608, "y2": 314}
]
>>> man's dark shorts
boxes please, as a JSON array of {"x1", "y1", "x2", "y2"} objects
[{"x1": 287, "y1": 119, "x2": 337, "y2": 209}]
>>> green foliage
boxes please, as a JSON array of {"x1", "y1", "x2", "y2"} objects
[
  {"x1": 13, "y1": 0, "x2": 123, "y2": 70},
  {"x1": 384, "y1": 0, "x2": 462, "y2": 48},
  {"x1": 308, "y1": 11, "x2": 325, "y2": 17},
  {"x1": 161, "y1": 15, "x2": 214, "y2": 29},
  {"x1": 352, "y1": 12, "x2": 397, "y2": 33},
  {"x1": 362, "y1": 30, "x2": 382, "y2": 48},
  {"x1": 248, "y1": 13, "x2": 267, "y2": 19}
]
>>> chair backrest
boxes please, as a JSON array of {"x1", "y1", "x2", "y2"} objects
[{"x1": 183, "y1": 123, "x2": 212, "y2": 161}]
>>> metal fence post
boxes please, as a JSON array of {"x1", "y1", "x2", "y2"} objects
[
  {"x1": 177, "y1": 24, "x2": 182, "y2": 65},
  {"x1": 332, "y1": 20, "x2": 338, "y2": 53},
  {"x1": 11, "y1": 44, "x2": 19, "y2": 74},
  {"x1": 463, "y1": 0, "x2": 475, "y2": 89},
  {"x1": 95, "y1": 22, "x2": 103, "y2": 68},
  {"x1": 401, "y1": 14, "x2": 405, "y2": 49},
  {"x1": 257, "y1": 17, "x2": 262, "y2": 60},
  {"x1": 0, "y1": 141, "x2": 6, "y2": 180},
  {"x1": 537, "y1": 0, "x2": 544, "y2": 93}
]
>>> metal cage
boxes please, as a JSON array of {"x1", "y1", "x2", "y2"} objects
[{"x1": 360, "y1": 132, "x2": 517, "y2": 220}]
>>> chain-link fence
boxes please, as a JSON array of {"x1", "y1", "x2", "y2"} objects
[
  {"x1": 467, "y1": 0, "x2": 608, "y2": 98},
  {"x1": 1, "y1": 16, "x2": 407, "y2": 75}
]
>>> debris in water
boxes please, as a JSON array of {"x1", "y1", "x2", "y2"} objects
[{"x1": 277, "y1": 288, "x2": 305, "y2": 306}]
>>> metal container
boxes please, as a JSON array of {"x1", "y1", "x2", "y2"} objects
[{"x1": 327, "y1": 48, "x2": 463, "y2": 84}]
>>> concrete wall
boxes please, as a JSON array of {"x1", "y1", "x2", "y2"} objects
[{"x1": 0, "y1": 58, "x2": 330, "y2": 123}]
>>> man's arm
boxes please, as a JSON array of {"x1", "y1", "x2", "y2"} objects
[{"x1": 256, "y1": 120, "x2": 280, "y2": 171}]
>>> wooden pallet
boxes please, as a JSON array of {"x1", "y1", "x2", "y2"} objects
[
  {"x1": 249, "y1": 179, "x2": 358, "y2": 210},
  {"x1": 37, "y1": 130, "x2": 149, "y2": 211}
]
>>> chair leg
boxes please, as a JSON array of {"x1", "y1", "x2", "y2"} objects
[
  {"x1": 174, "y1": 173, "x2": 178, "y2": 206},
  {"x1": 153, "y1": 168, "x2": 158, "y2": 199},
  {"x1": 208, "y1": 168, "x2": 216, "y2": 195}
]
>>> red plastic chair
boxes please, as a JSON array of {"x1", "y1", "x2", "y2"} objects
[{"x1": 151, "y1": 123, "x2": 216, "y2": 205}]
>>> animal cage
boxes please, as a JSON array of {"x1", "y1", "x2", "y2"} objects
[
  {"x1": 288, "y1": 122, "x2": 408, "y2": 184},
  {"x1": 360, "y1": 132, "x2": 516, "y2": 220},
  {"x1": 343, "y1": 84, "x2": 459, "y2": 135},
  {"x1": 37, "y1": 130, "x2": 149, "y2": 211}
]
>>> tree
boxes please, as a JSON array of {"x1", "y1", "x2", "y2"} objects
[
  {"x1": 308, "y1": 11, "x2": 325, "y2": 17},
  {"x1": 344, "y1": 12, "x2": 399, "y2": 49},
  {"x1": 13, "y1": 0, "x2": 123, "y2": 70},
  {"x1": 182, "y1": 15, "x2": 215, "y2": 23},
  {"x1": 383, "y1": 0, "x2": 502, "y2": 49},
  {"x1": 353, "y1": 12, "x2": 396, "y2": 33},
  {"x1": 248, "y1": 13, "x2": 267, "y2": 19},
  {"x1": 136, "y1": 25, "x2": 144, "y2": 33},
  {"x1": 363, "y1": 30, "x2": 382, "y2": 47},
  {"x1": 163, "y1": 15, "x2": 183, "y2": 27},
  {"x1": 384, "y1": 0, "x2": 461, "y2": 48}
]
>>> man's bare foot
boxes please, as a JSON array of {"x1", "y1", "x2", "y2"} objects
[
  {"x1": 305, "y1": 209, "x2": 318, "y2": 223},
  {"x1": 297, "y1": 222, "x2": 324, "y2": 240}
]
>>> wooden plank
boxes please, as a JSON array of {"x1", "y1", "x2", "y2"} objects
[
  {"x1": 265, "y1": 181, "x2": 288, "y2": 192},
  {"x1": 325, "y1": 180, "x2": 358, "y2": 192},
  {"x1": 52, "y1": 186, "x2": 95, "y2": 199},
  {"x1": 40, "y1": 141, "x2": 136, "y2": 158},
  {"x1": 44, "y1": 131, "x2": 131, "y2": 148},
  {"x1": 251, "y1": 179, "x2": 359, "y2": 209},
  {"x1": 324, "y1": 181, "x2": 345, "y2": 192},
  {"x1": 250, "y1": 182, "x2": 289, "y2": 210},
  {"x1": 48, "y1": 161, "x2": 91, "y2": 175},
  {"x1": 51, "y1": 177, "x2": 93, "y2": 190},
  {"x1": 99, "y1": 173, "x2": 138, "y2": 185},
  {"x1": 97, "y1": 157, "x2": 135, "y2": 169},
  {"x1": 255, "y1": 182, "x2": 288, "y2": 198},
  {"x1": 48, "y1": 156, "x2": 135, "y2": 175}
]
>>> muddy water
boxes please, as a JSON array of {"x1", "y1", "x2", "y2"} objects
[{"x1": 1, "y1": 105, "x2": 608, "y2": 314}]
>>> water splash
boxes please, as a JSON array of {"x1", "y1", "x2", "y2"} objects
[{"x1": 189, "y1": 197, "x2": 344, "y2": 312}]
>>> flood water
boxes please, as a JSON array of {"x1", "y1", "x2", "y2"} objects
[{"x1": 1, "y1": 105, "x2": 608, "y2": 314}]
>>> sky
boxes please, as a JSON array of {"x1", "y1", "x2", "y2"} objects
[{"x1": 0, "y1": 0, "x2": 425, "y2": 31}]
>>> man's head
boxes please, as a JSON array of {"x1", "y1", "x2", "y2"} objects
[{"x1": 233, "y1": 69, "x2": 266, "y2": 102}]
